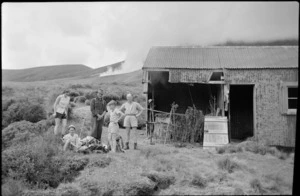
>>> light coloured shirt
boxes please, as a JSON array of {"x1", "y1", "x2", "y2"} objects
[
  {"x1": 119, "y1": 102, "x2": 144, "y2": 115},
  {"x1": 55, "y1": 95, "x2": 70, "y2": 114},
  {"x1": 63, "y1": 133, "x2": 80, "y2": 147},
  {"x1": 109, "y1": 109, "x2": 123, "y2": 123}
]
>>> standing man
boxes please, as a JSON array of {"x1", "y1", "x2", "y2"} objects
[
  {"x1": 90, "y1": 89, "x2": 107, "y2": 141},
  {"x1": 119, "y1": 93, "x2": 144, "y2": 150}
]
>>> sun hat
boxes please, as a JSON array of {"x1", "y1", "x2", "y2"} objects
[{"x1": 68, "y1": 124, "x2": 76, "y2": 131}]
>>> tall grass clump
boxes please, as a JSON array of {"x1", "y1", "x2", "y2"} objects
[
  {"x1": 250, "y1": 178, "x2": 266, "y2": 194},
  {"x1": 217, "y1": 156, "x2": 241, "y2": 173},
  {"x1": 190, "y1": 173, "x2": 207, "y2": 188}
]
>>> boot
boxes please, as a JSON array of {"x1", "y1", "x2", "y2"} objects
[
  {"x1": 134, "y1": 143, "x2": 137, "y2": 150},
  {"x1": 124, "y1": 142, "x2": 129, "y2": 150}
]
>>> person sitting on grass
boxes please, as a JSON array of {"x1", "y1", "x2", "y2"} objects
[
  {"x1": 63, "y1": 125, "x2": 81, "y2": 151},
  {"x1": 107, "y1": 100, "x2": 125, "y2": 153}
]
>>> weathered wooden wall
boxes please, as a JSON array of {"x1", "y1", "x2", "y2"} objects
[{"x1": 225, "y1": 68, "x2": 298, "y2": 147}]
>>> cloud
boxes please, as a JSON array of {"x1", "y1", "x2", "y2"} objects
[{"x1": 2, "y1": 2, "x2": 298, "y2": 71}]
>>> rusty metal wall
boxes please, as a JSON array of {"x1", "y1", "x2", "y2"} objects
[{"x1": 225, "y1": 68, "x2": 298, "y2": 147}]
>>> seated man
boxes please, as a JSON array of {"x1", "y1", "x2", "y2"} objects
[{"x1": 63, "y1": 125, "x2": 81, "y2": 151}]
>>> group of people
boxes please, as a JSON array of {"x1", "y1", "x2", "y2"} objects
[{"x1": 52, "y1": 89, "x2": 144, "y2": 153}]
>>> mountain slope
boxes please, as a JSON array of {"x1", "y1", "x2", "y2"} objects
[{"x1": 2, "y1": 64, "x2": 92, "y2": 82}]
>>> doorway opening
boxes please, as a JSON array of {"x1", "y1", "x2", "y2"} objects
[{"x1": 229, "y1": 85, "x2": 254, "y2": 141}]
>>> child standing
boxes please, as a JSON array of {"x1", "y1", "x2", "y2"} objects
[{"x1": 107, "y1": 100, "x2": 125, "y2": 153}]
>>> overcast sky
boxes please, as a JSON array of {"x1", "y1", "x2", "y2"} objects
[{"x1": 2, "y1": 2, "x2": 299, "y2": 71}]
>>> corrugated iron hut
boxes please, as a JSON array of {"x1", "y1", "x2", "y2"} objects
[{"x1": 142, "y1": 46, "x2": 298, "y2": 147}]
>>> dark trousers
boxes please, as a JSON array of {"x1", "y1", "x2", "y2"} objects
[{"x1": 91, "y1": 117, "x2": 104, "y2": 141}]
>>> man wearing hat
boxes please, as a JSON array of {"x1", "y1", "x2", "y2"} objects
[{"x1": 90, "y1": 89, "x2": 107, "y2": 141}]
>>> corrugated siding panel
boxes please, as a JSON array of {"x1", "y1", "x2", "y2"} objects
[{"x1": 143, "y1": 46, "x2": 298, "y2": 69}]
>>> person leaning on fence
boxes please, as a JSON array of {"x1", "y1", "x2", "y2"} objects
[
  {"x1": 63, "y1": 125, "x2": 81, "y2": 151},
  {"x1": 90, "y1": 89, "x2": 107, "y2": 141},
  {"x1": 53, "y1": 89, "x2": 71, "y2": 137},
  {"x1": 119, "y1": 93, "x2": 144, "y2": 150},
  {"x1": 107, "y1": 100, "x2": 125, "y2": 153}
]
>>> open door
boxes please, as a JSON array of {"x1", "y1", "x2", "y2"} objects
[{"x1": 229, "y1": 85, "x2": 254, "y2": 141}]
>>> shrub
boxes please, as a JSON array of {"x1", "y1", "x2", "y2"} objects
[
  {"x1": 2, "y1": 99, "x2": 16, "y2": 112},
  {"x1": 2, "y1": 86, "x2": 14, "y2": 97},
  {"x1": 250, "y1": 178, "x2": 265, "y2": 194},
  {"x1": 141, "y1": 171, "x2": 176, "y2": 189},
  {"x1": 84, "y1": 91, "x2": 98, "y2": 100},
  {"x1": 1, "y1": 179, "x2": 24, "y2": 196},
  {"x1": 70, "y1": 102, "x2": 76, "y2": 108},
  {"x1": 190, "y1": 173, "x2": 207, "y2": 188},
  {"x1": 85, "y1": 100, "x2": 91, "y2": 105},
  {"x1": 217, "y1": 157, "x2": 241, "y2": 173},
  {"x1": 103, "y1": 93, "x2": 120, "y2": 103},
  {"x1": 77, "y1": 96, "x2": 86, "y2": 103},
  {"x1": 2, "y1": 134, "x2": 89, "y2": 189},
  {"x1": 216, "y1": 146, "x2": 226, "y2": 154},
  {"x1": 2, "y1": 120, "x2": 53, "y2": 149}
]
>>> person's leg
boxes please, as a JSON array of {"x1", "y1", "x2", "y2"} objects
[
  {"x1": 132, "y1": 127, "x2": 138, "y2": 149},
  {"x1": 54, "y1": 118, "x2": 61, "y2": 136},
  {"x1": 111, "y1": 133, "x2": 117, "y2": 153},
  {"x1": 98, "y1": 119, "x2": 104, "y2": 142},
  {"x1": 62, "y1": 119, "x2": 67, "y2": 136},
  {"x1": 63, "y1": 140, "x2": 70, "y2": 151},
  {"x1": 90, "y1": 117, "x2": 97, "y2": 138},
  {"x1": 107, "y1": 132, "x2": 112, "y2": 150}
]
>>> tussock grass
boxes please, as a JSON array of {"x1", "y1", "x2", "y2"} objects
[
  {"x1": 141, "y1": 171, "x2": 176, "y2": 189},
  {"x1": 250, "y1": 178, "x2": 266, "y2": 194},
  {"x1": 190, "y1": 173, "x2": 207, "y2": 188},
  {"x1": 217, "y1": 156, "x2": 242, "y2": 173}
]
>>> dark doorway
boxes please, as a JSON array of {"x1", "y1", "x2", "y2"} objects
[{"x1": 229, "y1": 85, "x2": 254, "y2": 140}]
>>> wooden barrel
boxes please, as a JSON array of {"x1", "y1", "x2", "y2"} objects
[{"x1": 203, "y1": 116, "x2": 228, "y2": 149}]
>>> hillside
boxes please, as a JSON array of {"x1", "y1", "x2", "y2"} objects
[
  {"x1": 2, "y1": 64, "x2": 92, "y2": 82},
  {"x1": 2, "y1": 60, "x2": 127, "y2": 82}
]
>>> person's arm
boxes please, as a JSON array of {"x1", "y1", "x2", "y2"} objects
[
  {"x1": 117, "y1": 110, "x2": 125, "y2": 122},
  {"x1": 53, "y1": 95, "x2": 61, "y2": 114},
  {"x1": 100, "y1": 100, "x2": 107, "y2": 118},
  {"x1": 90, "y1": 99, "x2": 97, "y2": 117},
  {"x1": 135, "y1": 103, "x2": 144, "y2": 117},
  {"x1": 119, "y1": 103, "x2": 126, "y2": 113}
]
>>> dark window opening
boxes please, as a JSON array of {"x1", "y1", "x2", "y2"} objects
[{"x1": 288, "y1": 87, "x2": 298, "y2": 109}]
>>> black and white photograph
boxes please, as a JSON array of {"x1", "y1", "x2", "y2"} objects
[{"x1": 1, "y1": 2, "x2": 298, "y2": 195}]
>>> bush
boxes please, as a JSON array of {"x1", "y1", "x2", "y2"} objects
[
  {"x1": 70, "y1": 102, "x2": 76, "y2": 108},
  {"x1": 141, "y1": 171, "x2": 175, "y2": 189},
  {"x1": 84, "y1": 91, "x2": 98, "y2": 100},
  {"x1": 2, "y1": 86, "x2": 14, "y2": 97},
  {"x1": 2, "y1": 99, "x2": 16, "y2": 112},
  {"x1": 2, "y1": 134, "x2": 89, "y2": 189},
  {"x1": 85, "y1": 100, "x2": 91, "y2": 105},
  {"x1": 2, "y1": 119, "x2": 53, "y2": 149},
  {"x1": 76, "y1": 96, "x2": 86, "y2": 103},
  {"x1": 2, "y1": 101, "x2": 46, "y2": 129},
  {"x1": 216, "y1": 146, "x2": 226, "y2": 154},
  {"x1": 190, "y1": 173, "x2": 207, "y2": 188},
  {"x1": 250, "y1": 178, "x2": 265, "y2": 194},
  {"x1": 1, "y1": 179, "x2": 24, "y2": 196},
  {"x1": 103, "y1": 93, "x2": 120, "y2": 103},
  {"x1": 217, "y1": 157, "x2": 241, "y2": 173}
]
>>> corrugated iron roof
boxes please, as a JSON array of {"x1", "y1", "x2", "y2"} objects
[{"x1": 143, "y1": 46, "x2": 298, "y2": 69}]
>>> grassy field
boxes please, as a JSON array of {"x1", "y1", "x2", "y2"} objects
[
  {"x1": 14, "y1": 103, "x2": 293, "y2": 195},
  {"x1": 2, "y1": 69, "x2": 295, "y2": 195}
]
